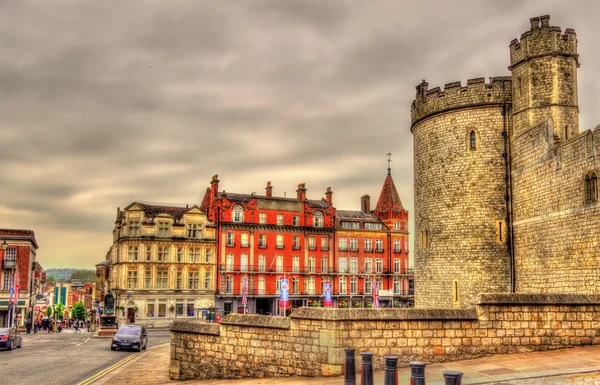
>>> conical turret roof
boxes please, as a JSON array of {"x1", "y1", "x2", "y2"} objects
[{"x1": 374, "y1": 172, "x2": 403, "y2": 213}]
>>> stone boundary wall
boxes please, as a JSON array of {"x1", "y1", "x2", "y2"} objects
[{"x1": 170, "y1": 294, "x2": 600, "y2": 381}]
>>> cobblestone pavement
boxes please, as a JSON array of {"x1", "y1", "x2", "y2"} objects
[{"x1": 91, "y1": 344, "x2": 600, "y2": 385}]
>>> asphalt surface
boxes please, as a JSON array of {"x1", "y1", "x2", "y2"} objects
[{"x1": 0, "y1": 328, "x2": 170, "y2": 385}]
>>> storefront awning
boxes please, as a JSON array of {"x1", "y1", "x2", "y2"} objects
[{"x1": 0, "y1": 300, "x2": 26, "y2": 309}]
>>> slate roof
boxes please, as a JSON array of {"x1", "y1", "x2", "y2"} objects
[
  {"x1": 218, "y1": 192, "x2": 328, "y2": 209},
  {"x1": 337, "y1": 210, "x2": 380, "y2": 221},
  {"x1": 129, "y1": 202, "x2": 201, "y2": 221}
]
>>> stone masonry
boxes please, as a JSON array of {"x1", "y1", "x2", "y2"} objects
[
  {"x1": 412, "y1": 15, "x2": 599, "y2": 307},
  {"x1": 170, "y1": 294, "x2": 600, "y2": 380}
]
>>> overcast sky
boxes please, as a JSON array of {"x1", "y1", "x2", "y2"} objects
[{"x1": 0, "y1": 1, "x2": 598, "y2": 269}]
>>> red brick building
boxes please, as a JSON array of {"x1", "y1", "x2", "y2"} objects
[
  {"x1": 335, "y1": 167, "x2": 412, "y2": 308},
  {"x1": 202, "y1": 168, "x2": 413, "y2": 315},
  {"x1": 0, "y1": 229, "x2": 43, "y2": 328}
]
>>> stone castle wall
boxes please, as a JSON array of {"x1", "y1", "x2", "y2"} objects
[
  {"x1": 170, "y1": 294, "x2": 600, "y2": 381},
  {"x1": 411, "y1": 78, "x2": 512, "y2": 308},
  {"x1": 512, "y1": 122, "x2": 600, "y2": 293}
]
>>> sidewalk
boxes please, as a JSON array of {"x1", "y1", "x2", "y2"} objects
[{"x1": 94, "y1": 344, "x2": 600, "y2": 385}]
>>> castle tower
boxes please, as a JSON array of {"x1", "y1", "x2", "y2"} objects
[
  {"x1": 509, "y1": 15, "x2": 579, "y2": 139},
  {"x1": 411, "y1": 77, "x2": 512, "y2": 308}
]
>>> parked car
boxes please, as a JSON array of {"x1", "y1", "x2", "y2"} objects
[
  {"x1": 111, "y1": 324, "x2": 147, "y2": 352},
  {"x1": 0, "y1": 328, "x2": 22, "y2": 351}
]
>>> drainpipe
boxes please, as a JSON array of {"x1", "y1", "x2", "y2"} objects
[{"x1": 501, "y1": 78, "x2": 516, "y2": 293}]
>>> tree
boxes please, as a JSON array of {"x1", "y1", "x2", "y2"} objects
[
  {"x1": 72, "y1": 301, "x2": 86, "y2": 320},
  {"x1": 46, "y1": 275, "x2": 56, "y2": 283},
  {"x1": 56, "y1": 303, "x2": 65, "y2": 320},
  {"x1": 70, "y1": 270, "x2": 96, "y2": 283},
  {"x1": 46, "y1": 306, "x2": 53, "y2": 317}
]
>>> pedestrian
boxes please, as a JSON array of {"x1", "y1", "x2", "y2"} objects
[
  {"x1": 74, "y1": 321, "x2": 80, "y2": 333},
  {"x1": 86, "y1": 320, "x2": 90, "y2": 332}
]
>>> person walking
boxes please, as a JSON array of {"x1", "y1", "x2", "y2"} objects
[{"x1": 74, "y1": 321, "x2": 80, "y2": 333}]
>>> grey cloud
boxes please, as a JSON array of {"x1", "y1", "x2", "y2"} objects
[{"x1": 0, "y1": 1, "x2": 597, "y2": 268}]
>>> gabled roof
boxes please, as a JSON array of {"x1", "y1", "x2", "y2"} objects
[
  {"x1": 374, "y1": 173, "x2": 404, "y2": 213},
  {"x1": 122, "y1": 202, "x2": 204, "y2": 221}
]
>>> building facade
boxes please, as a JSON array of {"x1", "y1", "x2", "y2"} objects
[
  {"x1": 412, "y1": 15, "x2": 600, "y2": 308},
  {"x1": 0, "y1": 229, "x2": 44, "y2": 328},
  {"x1": 105, "y1": 202, "x2": 217, "y2": 327},
  {"x1": 335, "y1": 168, "x2": 411, "y2": 308},
  {"x1": 201, "y1": 170, "x2": 412, "y2": 316}
]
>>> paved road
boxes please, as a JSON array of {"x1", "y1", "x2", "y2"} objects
[{"x1": 0, "y1": 329, "x2": 170, "y2": 385}]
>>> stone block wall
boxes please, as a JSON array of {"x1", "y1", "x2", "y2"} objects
[
  {"x1": 511, "y1": 121, "x2": 600, "y2": 294},
  {"x1": 169, "y1": 294, "x2": 600, "y2": 381}
]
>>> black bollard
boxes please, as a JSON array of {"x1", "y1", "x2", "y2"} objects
[
  {"x1": 409, "y1": 362, "x2": 426, "y2": 385},
  {"x1": 344, "y1": 348, "x2": 357, "y2": 385},
  {"x1": 383, "y1": 356, "x2": 398, "y2": 385},
  {"x1": 360, "y1": 352, "x2": 374, "y2": 385},
  {"x1": 443, "y1": 370, "x2": 463, "y2": 385}
]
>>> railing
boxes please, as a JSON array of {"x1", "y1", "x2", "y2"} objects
[
  {"x1": 276, "y1": 245, "x2": 285, "y2": 250},
  {"x1": 216, "y1": 265, "x2": 414, "y2": 275}
]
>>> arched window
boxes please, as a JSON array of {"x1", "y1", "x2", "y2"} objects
[
  {"x1": 232, "y1": 205, "x2": 244, "y2": 223},
  {"x1": 469, "y1": 131, "x2": 477, "y2": 150},
  {"x1": 585, "y1": 175, "x2": 592, "y2": 202},
  {"x1": 592, "y1": 173, "x2": 598, "y2": 202},
  {"x1": 313, "y1": 211, "x2": 324, "y2": 227}
]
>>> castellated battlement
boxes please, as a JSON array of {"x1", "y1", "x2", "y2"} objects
[
  {"x1": 410, "y1": 76, "x2": 512, "y2": 131},
  {"x1": 509, "y1": 15, "x2": 578, "y2": 69}
]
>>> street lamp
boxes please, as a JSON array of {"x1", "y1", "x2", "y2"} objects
[{"x1": 1, "y1": 240, "x2": 7, "y2": 328}]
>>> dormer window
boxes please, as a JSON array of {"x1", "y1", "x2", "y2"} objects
[
  {"x1": 313, "y1": 211, "x2": 324, "y2": 227},
  {"x1": 232, "y1": 205, "x2": 244, "y2": 223},
  {"x1": 128, "y1": 221, "x2": 140, "y2": 236},
  {"x1": 157, "y1": 221, "x2": 171, "y2": 237},
  {"x1": 187, "y1": 223, "x2": 201, "y2": 238}
]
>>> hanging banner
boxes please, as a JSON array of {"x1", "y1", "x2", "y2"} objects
[
  {"x1": 279, "y1": 278, "x2": 289, "y2": 309},
  {"x1": 324, "y1": 282, "x2": 332, "y2": 307},
  {"x1": 372, "y1": 281, "x2": 380, "y2": 309},
  {"x1": 242, "y1": 276, "x2": 248, "y2": 305}
]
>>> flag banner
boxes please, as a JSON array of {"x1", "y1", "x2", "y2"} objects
[
  {"x1": 242, "y1": 276, "x2": 248, "y2": 305},
  {"x1": 372, "y1": 281, "x2": 380, "y2": 309},
  {"x1": 324, "y1": 282, "x2": 332, "y2": 307},
  {"x1": 279, "y1": 278, "x2": 289, "y2": 309},
  {"x1": 8, "y1": 273, "x2": 14, "y2": 305}
]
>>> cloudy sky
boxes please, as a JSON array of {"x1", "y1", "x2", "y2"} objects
[{"x1": 1, "y1": 1, "x2": 598, "y2": 269}]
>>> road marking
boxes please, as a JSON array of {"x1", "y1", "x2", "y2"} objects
[
  {"x1": 76, "y1": 338, "x2": 89, "y2": 346},
  {"x1": 75, "y1": 342, "x2": 169, "y2": 385},
  {"x1": 76, "y1": 352, "x2": 141, "y2": 385}
]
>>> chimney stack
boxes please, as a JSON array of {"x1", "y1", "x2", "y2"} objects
[
  {"x1": 265, "y1": 181, "x2": 273, "y2": 198},
  {"x1": 210, "y1": 174, "x2": 219, "y2": 199},
  {"x1": 361, "y1": 194, "x2": 371, "y2": 213},
  {"x1": 296, "y1": 183, "x2": 307, "y2": 201},
  {"x1": 325, "y1": 187, "x2": 333, "y2": 206}
]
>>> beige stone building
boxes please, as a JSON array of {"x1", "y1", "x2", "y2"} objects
[
  {"x1": 104, "y1": 202, "x2": 216, "y2": 327},
  {"x1": 412, "y1": 15, "x2": 600, "y2": 308}
]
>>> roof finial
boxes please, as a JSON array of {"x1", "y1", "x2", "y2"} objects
[{"x1": 386, "y1": 153, "x2": 392, "y2": 176}]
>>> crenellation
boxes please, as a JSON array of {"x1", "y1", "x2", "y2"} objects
[{"x1": 411, "y1": 76, "x2": 512, "y2": 130}]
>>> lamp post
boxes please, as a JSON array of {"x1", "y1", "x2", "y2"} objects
[{"x1": 1, "y1": 240, "x2": 8, "y2": 328}]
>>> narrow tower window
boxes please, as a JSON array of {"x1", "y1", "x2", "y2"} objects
[
  {"x1": 452, "y1": 280, "x2": 460, "y2": 306},
  {"x1": 592, "y1": 173, "x2": 598, "y2": 202},
  {"x1": 585, "y1": 175, "x2": 592, "y2": 202},
  {"x1": 469, "y1": 131, "x2": 477, "y2": 150},
  {"x1": 565, "y1": 126, "x2": 569, "y2": 140}
]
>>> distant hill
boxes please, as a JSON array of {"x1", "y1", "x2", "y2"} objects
[{"x1": 46, "y1": 268, "x2": 96, "y2": 283}]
